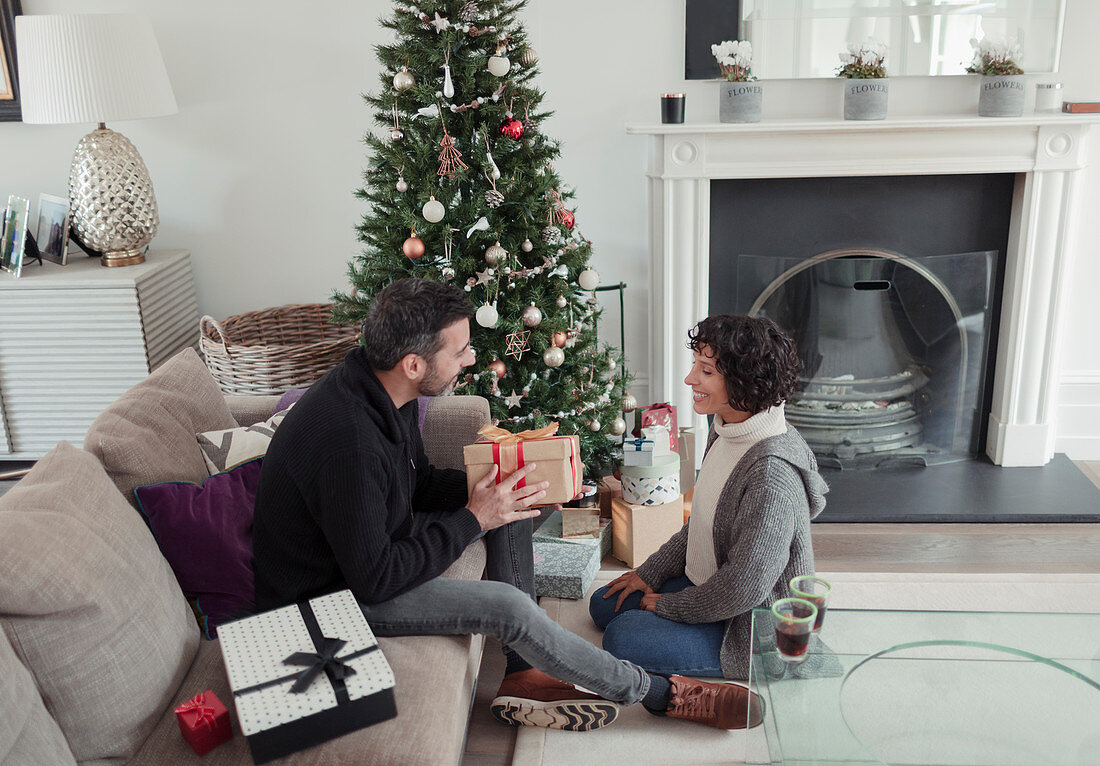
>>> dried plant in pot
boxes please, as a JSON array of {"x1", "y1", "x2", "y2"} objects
[
  {"x1": 967, "y1": 36, "x2": 1026, "y2": 117},
  {"x1": 712, "y1": 40, "x2": 762, "y2": 123},
  {"x1": 837, "y1": 38, "x2": 889, "y2": 121}
]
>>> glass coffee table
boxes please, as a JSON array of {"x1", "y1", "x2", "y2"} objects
[{"x1": 748, "y1": 609, "x2": 1100, "y2": 765}]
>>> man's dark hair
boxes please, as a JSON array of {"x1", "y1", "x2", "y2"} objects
[
  {"x1": 687, "y1": 314, "x2": 803, "y2": 415},
  {"x1": 361, "y1": 278, "x2": 474, "y2": 371}
]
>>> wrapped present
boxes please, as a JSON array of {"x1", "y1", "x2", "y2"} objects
[
  {"x1": 622, "y1": 425, "x2": 672, "y2": 466},
  {"x1": 534, "y1": 510, "x2": 612, "y2": 558},
  {"x1": 463, "y1": 423, "x2": 582, "y2": 508},
  {"x1": 562, "y1": 507, "x2": 601, "y2": 538},
  {"x1": 533, "y1": 540, "x2": 602, "y2": 599},
  {"x1": 679, "y1": 427, "x2": 697, "y2": 492},
  {"x1": 218, "y1": 589, "x2": 397, "y2": 764},
  {"x1": 620, "y1": 453, "x2": 680, "y2": 506},
  {"x1": 633, "y1": 403, "x2": 678, "y2": 452},
  {"x1": 174, "y1": 691, "x2": 232, "y2": 756},
  {"x1": 596, "y1": 475, "x2": 622, "y2": 519},
  {"x1": 611, "y1": 496, "x2": 685, "y2": 568}
]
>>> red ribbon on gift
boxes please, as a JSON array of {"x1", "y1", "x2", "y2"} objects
[
  {"x1": 175, "y1": 692, "x2": 217, "y2": 728},
  {"x1": 492, "y1": 441, "x2": 527, "y2": 488}
]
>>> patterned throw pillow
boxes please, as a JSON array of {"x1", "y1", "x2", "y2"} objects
[{"x1": 196, "y1": 407, "x2": 290, "y2": 474}]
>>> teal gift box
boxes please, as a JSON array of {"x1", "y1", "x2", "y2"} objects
[
  {"x1": 533, "y1": 511, "x2": 612, "y2": 558},
  {"x1": 533, "y1": 540, "x2": 601, "y2": 600}
]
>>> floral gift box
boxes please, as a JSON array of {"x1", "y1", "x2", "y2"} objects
[{"x1": 533, "y1": 540, "x2": 602, "y2": 600}]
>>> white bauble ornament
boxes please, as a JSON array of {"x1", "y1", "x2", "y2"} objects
[
  {"x1": 556, "y1": 294, "x2": 567, "y2": 308},
  {"x1": 621, "y1": 392, "x2": 638, "y2": 413},
  {"x1": 521, "y1": 238, "x2": 533, "y2": 252},
  {"x1": 543, "y1": 346, "x2": 565, "y2": 367},
  {"x1": 610, "y1": 416, "x2": 627, "y2": 435},
  {"x1": 487, "y1": 54, "x2": 511, "y2": 77},
  {"x1": 393, "y1": 67, "x2": 416, "y2": 91},
  {"x1": 422, "y1": 197, "x2": 445, "y2": 223},
  {"x1": 475, "y1": 304, "x2": 499, "y2": 328},
  {"x1": 588, "y1": 419, "x2": 601, "y2": 432},
  {"x1": 577, "y1": 268, "x2": 600, "y2": 291},
  {"x1": 521, "y1": 304, "x2": 543, "y2": 328},
  {"x1": 395, "y1": 176, "x2": 408, "y2": 193},
  {"x1": 485, "y1": 243, "x2": 507, "y2": 265}
]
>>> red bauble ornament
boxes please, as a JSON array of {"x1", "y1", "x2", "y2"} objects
[
  {"x1": 403, "y1": 236, "x2": 426, "y2": 260},
  {"x1": 500, "y1": 117, "x2": 524, "y2": 140},
  {"x1": 560, "y1": 210, "x2": 575, "y2": 229},
  {"x1": 488, "y1": 359, "x2": 507, "y2": 378},
  {"x1": 552, "y1": 331, "x2": 568, "y2": 348}
]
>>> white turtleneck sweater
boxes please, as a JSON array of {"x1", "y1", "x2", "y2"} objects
[{"x1": 685, "y1": 404, "x2": 788, "y2": 585}]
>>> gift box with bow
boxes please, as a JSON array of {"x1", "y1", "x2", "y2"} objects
[
  {"x1": 463, "y1": 422, "x2": 582, "y2": 508},
  {"x1": 217, "y1": 589, "x2": 396, "y2": 764},
  {"x1": 174, "y1": 690, "x2": 232, "y2": 756},
  {"x1": 633, "y1": 403, "x2": 679, "y2": 452},
  {"x1": 622, "y1": 425, "x2": 672, "y2": 466}
]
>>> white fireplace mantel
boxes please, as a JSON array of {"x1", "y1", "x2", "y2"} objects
[{"x1": 626, "y1": 113, "x2": 1100, "y2": 466}]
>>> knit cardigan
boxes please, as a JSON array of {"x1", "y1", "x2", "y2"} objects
[{"x1": 635, "y1": 426, "x2": 828, "y2": 680}]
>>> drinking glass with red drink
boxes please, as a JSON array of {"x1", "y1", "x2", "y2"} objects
[
  {"x1": 790, "y1": 575, "x2": 832, "y2": 631},
  {"x1": 771, "y1": 598, "x2": 817, "y2": 663}
]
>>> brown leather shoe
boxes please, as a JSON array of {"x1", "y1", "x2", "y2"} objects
[
  {"x1": 490, "y1": 669, "x2": 620, "y2": 731},
  {"x1": 665, "y1": 675, "x2": 765, "y2": 729}
]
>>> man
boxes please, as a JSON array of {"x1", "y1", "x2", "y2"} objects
[{"x1": 253, "y1": 278, "x2": 762, "y2": 732}]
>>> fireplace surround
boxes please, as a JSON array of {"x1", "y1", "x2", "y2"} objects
[{"x1": 627, "y1": 114, "x2": 1100, "y2": 467}]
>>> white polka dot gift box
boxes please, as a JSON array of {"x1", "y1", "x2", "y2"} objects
[{"x1": 217, "y1": 589, "x2": 396, "y2": 764}]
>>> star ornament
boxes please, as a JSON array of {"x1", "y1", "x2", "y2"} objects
[
  {"x1": 504, "y1": 390, "x2": 524, "y2": 409},
  {"x1": 475, "y1": 268, "x2": 493, "y2": 286},
  {"x1": 505, "y1": 330, "x2": 531, "y2": 360},
  {"x1": 429, "y1": 12, "x2": 450, "y2": 32}
]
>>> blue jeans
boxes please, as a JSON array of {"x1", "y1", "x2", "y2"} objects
[
  {"x1": 357, "y1": 518, "x2": 652, "y2": 705},
  {"x1": 589, "y1": 576, "x2": 725, "y2": 677}
]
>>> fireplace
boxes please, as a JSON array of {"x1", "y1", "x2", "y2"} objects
[{"x1": 627, "y1": 115, "x2": 1099, "y2": 467}]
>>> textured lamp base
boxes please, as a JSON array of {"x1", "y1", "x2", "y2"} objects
[{"x1": 101, "y1": 250, "x2": 147, "y2": 267}]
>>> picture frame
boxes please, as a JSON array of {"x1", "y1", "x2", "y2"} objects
[
  {"x1": 0, "y1": 0, "x2": 22, "y2": 122},
  {"x1": 35, "y1": 193, "x2": 70, "y2": 265},
  {"x1": 1, "y1": 194, "x2": 30, "y2": 277}
]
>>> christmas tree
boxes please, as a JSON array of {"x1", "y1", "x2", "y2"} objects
[{"x1": 333, "y1": 0, "x2": 630, "y2": 476}]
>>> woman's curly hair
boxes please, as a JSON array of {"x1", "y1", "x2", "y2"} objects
[{"x1": 687, "y1": 315, "x2": 803, "y2": 415}]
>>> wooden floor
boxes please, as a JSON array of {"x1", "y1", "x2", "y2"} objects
[{"x1": 461, "y1": 460, "x2": 1100, "y2": 765}]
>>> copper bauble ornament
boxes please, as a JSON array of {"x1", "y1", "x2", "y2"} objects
[
  {"x1": 501, "y1": 117, "x2": 524, "y2": 140},
  {"x1": 521, "y1": 304, "x2": 543, "y2": 328},
  {"x1": 610, "y1": 416, "x2": 627, "y2": 435},
  {"x1": 621, "y1": 392, "x2": 638, "y2": 413},
  {"x1": 403, "y1": 235, "x2": 426, "y2": 259},
  {"x1": 488, "y1": 359, "x2": 506, "y2": 378},
  {"x1": 551, "y1": 331, "x2": 567, "y2": 348},
  {"x1": 543, "y1": 346, "x2": 564, "y2": 367}
]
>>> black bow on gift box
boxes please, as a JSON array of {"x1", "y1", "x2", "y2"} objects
[{"x1": 284, "y1": 637, "x2": 358, "y2": 694}]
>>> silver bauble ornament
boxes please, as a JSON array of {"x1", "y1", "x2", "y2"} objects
[
  {"x1": 393, "y1": 67, "x2": 416, "y2": 91},
  {"x1": 610, "y1": 416, "x2": 627, "y2": 436},
  {"x1": 520, "y1": 47, "x2": 539, "y2": 66},
  {"x1": 588, "y1": 419, "x2": 601, "y2": 432},
  {"x1": 422, "y1": 197, "x2": 445, "y2": 223},
  {"x1": 484, "y1": 242, "x2": 507, "y2": 265},
  {"x1": 475, "y1": 304, "x2": 498, "y2": 328},
  {"x1": 521, "y1": 304, "x2": 543, "y2": 328},
  {"x1": 577, "y1": 268, "x2": 600, "y2": 291},
  {"x1": 390, "y1": 128, "x2": 404, "y2": 142},
  {"x1": 556, "y1": 294, "x2": 567, "y2": 308},
  {"x1": 487, "y1": 54, "x2": 511, "y2": 77},
  {"x1": 621, "y1": 393, "x2": 638, "y2": 413},
  {"x1": 543, "y1": 346, "x2": 564, "y2": 367},
  {"x1": 395, "y1": 176, "x2": 408, "y2": 192},
  {"x1": 522, "y1": 238, "x2": 534, "y2": 252}
]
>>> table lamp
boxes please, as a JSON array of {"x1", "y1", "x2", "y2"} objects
[{"x1": 15, "y1": 14, "x2": 177, "y2": 267}]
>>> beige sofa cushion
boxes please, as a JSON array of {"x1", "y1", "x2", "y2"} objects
[
  {"x1": 0, "y1": 629, "x2": 76, "y2": 766},
  {"x1": 0, "y1": 443, "x2": 199, "y2": 764},
  {"x1": 84, "y1": 347, "x2": 237, "y2": 507}
]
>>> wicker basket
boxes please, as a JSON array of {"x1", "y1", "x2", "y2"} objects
[{"x1": 199, "y1": 304, "x2": 359, "y2": 396}]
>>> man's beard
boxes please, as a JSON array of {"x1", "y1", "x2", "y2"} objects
[{"x1": 417, "y1": 361, "x2": 457, "y2": 397}]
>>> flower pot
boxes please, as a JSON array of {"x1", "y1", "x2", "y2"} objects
[
  {"x1": 978, "y1": 75, "x2": 1026, "y2": 117},
  {"x1": 719, "y1": 81, "x2": 763, "y2": 123},
  {"x1": 843, "y1": 78, "x2": 889, "y2": 120}
]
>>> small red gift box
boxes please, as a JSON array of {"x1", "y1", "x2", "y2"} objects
[
  {"x1": 633, "y1": 403, "x2": 678, "y2": 452},
  {"x1": 175, "y1": 690, "x2": 232, "y2": 756}
]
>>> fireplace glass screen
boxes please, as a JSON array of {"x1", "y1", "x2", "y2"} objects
[{"x1": 734, "y1": 248, "x2": 996, "y2": 469}]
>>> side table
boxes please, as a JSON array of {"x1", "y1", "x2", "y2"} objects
[{"x1": 0, "y1": 250, "x2": 198, "y2": 458}]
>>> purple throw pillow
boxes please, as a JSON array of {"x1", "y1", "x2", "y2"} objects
[
  {"x1": 134, "y1": 458, "x2": 262, "y2": 636},
  {"x1": 275, "y1": 387, "x2": 307, "y2": 413}
]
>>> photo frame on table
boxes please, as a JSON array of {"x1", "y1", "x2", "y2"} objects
[
  {"x1": 0, "y1": 0, "x2": 23, "y2": 122},
  {"x1": 35, "y1": 193, "x2": 70, "y2": 265},
  {"x1": 1, "y1": 194, "x2": 30, "y2": 277}
]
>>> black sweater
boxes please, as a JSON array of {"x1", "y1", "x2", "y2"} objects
[{"x1": 252, "y1": 348, "x2": 482, "y2": 611}]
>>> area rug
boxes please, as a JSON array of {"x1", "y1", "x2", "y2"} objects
[{"x1": 512, "y1": 570, "x2": 1100, "y2": 766}]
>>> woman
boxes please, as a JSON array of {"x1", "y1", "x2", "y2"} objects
[{"x1": 589, "y1": 314, "x2": 827, "y2": 680}]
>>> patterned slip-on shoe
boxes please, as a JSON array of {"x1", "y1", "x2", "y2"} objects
[{"x1": 490, "y1": 669, "x2": 620, "y2": 731}]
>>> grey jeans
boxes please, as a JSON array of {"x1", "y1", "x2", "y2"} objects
[{"x1": 358, "y1": 518, "x2": 652, "y2": 705}]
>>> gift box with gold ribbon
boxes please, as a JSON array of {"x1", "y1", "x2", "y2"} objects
[{"x1": 462, "y1": 423, "x2": 583, "y2": 508}]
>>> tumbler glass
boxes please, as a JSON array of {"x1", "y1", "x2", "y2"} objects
[
  {"x1": 790, "y1": 575, "x2": 832, "y2": 631},
  {"x1": 771, "y1": 598, "x2": 817, "y2": 663}
]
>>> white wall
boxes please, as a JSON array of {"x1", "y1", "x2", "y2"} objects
[{"x1": 3, "y1": 0, "x2": 1098, "y2": 456}]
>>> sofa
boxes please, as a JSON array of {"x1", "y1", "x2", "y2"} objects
[{"x1": 0, "y1": 348, "x2": 493, "y2": 765}]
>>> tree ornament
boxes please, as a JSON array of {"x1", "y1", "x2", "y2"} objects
[
  {"x1": 488, "y1": 359, "x2": 506, "y2": 378},
  {"x1": 506, "y1": 330, "x2": 532, "y2": 360},
  {"x1": 484, "y1": 242, "x2": 507, "y2": 265},
  {"x1": 542, "y1": 225, "x2": 563, "y2": 244},
  {"x1": 393, "y1": 67, "x2": 416, "y2": 92},
  {"x1": 458, "y1": 0, "x2": 479, "y2": 23},
  {"x1": 396, "y1": 176, "x2": 408, "y2": 192},
  {"x1": 500, "y1": 116, "x2": 524, "y2": 140},
  {"x1": 522, "y1": 238, "x2": 534, "y2": 253},
  {"x1": 610, "y1": 416, "x2": 627, "y2": 436},
  {"x1": 487, "y1": 54, "x2": 510, "y2": 77},
  {"x1": 560, "y1": 209, "x2": 575, "y2": 229},
  {"x1": 522, "y1": 101, "x2": 539, "y2": 133},
  {"x1": 588, "y1": 419, "x2": 602, "y2": 432},
  {"x1": 441, "y1": 265, "x2": 456, "y2": 280},
  {"x1": 422, "y1": 196, "x2": 445, "y2": 223},
  {"x1": 577, "y1": 268, "x2": 600, "y2": 291},
  {"x1": 543, "y1": 346, "x2": 565, "y2": 367},
  {"x1": 389, "y1": 104, "x2": 404, "y2": 142},
  {"x1": 485, "y1": 188, "x2": 504, "y2": 208},
  {"x1": 403, "y1": 234, "x2": 426, "y2": 260},
  {"x1": 437, "y1": 119, "x2": 468, "y2": 178},
  {"x1": 552, "y1": 331, "x2": 567, "y2": 348},
  {"x1": 442, "y1": 64, "x2": 454, "y2": 98},
  {"x1": 621, "y1": 392, "x2": 638, "y2": 413},
  {"x1": 521, "y1": 47, "x2": 539, "y2": 66},
  {"x1": 556, "y1": 294, "x2": 567, "y2": 308},
  {"x1": 522, "y1": 304, "x2": 543, "y2": 328},
  {"x1": 466, "y1": 216, "x2": 490, "y2": 238},
  {"x1": 483, "y1": 131, "x2": 502, "y2": 179},
  {"x1": 503, "y1": 389, "x2": 523, "y2": 408},
  {"x1": 475, "y1": 303, "x2": 498, "y2": 328}
]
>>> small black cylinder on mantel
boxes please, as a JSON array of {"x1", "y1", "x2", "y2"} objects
[{"x1": 660, "y1": 93, "x2": 685, "y2": 124}]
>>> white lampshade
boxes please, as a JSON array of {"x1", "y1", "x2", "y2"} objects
[{"x1": 15, "y1": 14, "x2": 177, "y2": 125}]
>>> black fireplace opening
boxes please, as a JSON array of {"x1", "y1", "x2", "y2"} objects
[{"x1": 709, "y1": 173, "x2": 1012, "y2": 470}]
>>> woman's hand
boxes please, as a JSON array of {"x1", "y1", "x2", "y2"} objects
[
  {"x1": 640, "y1": 592, "x2": 662, "y2": 612},
  {"x1": 602, "y1": 570, "x2": 654, "y2": 612}
]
